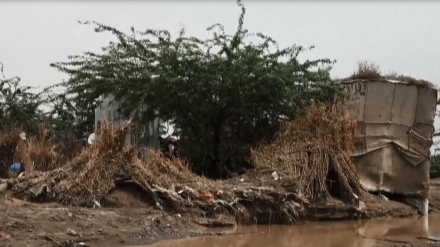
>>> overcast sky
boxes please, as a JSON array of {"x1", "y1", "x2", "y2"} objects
[
  {"x1": 1, "y1": 1, "x2": 440, "y2": 149},
  {"x1": 1, "y1": 1, "x2": 439, "y2": 89}
]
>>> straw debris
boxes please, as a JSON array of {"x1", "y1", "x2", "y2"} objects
[
  {"x1": 15, "y1": 126, "x2": 60, "y2": 172},
  {"x1": 5, "y1": 107, "x2": 365, "y2": 224},
  {"x1": 6, "y1": 121, "x2": 308, "y2": 223},
  {"x1": 345, "y1": 61, "x2": 434, "y2": 88},
  {"x1": 251, "y1": 105, "x2": 362, "y2": 203},
  {"x1": 8, "y1": 122, "x2": 208, "y2": 208},
  {"x1": 11, "y1": 122, "x2": 135, "y2": 206}
]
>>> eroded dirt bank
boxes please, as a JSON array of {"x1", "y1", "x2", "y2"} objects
[{"x1": 1, "y1": 178, "x2": 440, "y2": 247}]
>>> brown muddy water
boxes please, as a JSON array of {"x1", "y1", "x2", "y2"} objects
[{"x1": 132, "y1": 215, "x2": 440, "y2": 247}]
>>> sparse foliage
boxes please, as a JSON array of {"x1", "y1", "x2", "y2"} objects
[
  {"x1": 0, "y1": 62, "x2": 46, "y2": 133},
  {"x1": 349, "y1": 60, "x2": 381, "y2": 80},
  {"x1": 431, "y1": 154, "x2": 440, "y2": 178}
]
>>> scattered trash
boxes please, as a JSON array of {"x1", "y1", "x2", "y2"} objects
[
  {"x1": 351, "y1": 192, "x2": 359, "y2": 200},
  {"x1": 240, "y1": 178, "x2": 244, "y2": 182},
  {"x1": 87, "y1": 133, "x2": 96, "y2": 145},
  {"x1": 66, "y1": 228, "x2": 78, "y2": 236},
  {"x1": 65, "y1": 242, "x2": 90, "y2": 247},
  {"x1": 379, "y1": 194, "x2": 389, "y2": 201},
  {"x1": 9, "y1": 162, "x2": 21, "y2": 173},
  {"x1": 271, "y1": 171, "x2": 279, "y2": 181},
  {"x1": 156, "y1": 202, "x2": 164, "y2": 211},
  {"x1": 93, "y1": 200, "x2": 102, "y2": 208},
  {"x1": 0, "y1": 231, "x2": 13, "y2": 241},
  {"x1": 19, "y1": 132, "x2": 26, "y2": 141}
]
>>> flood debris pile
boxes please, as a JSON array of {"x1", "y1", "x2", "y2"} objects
[
  {"x1": 251, "y1": 105, "x2": 362, "y2": 204},
  {"x1": 6, "y1": 122, "x2": 209, "y2": 209},
  {"x1": 125, "y1": 149, "x2": 216, "y2": 211},
  {"x1": 10, "y1": 122, "x2": 137, "y2": 206},
  {"x1": 0, "y1": 125, "x2": 289, "y2": 223},
  {"x1": 131, "y1": 148, "x2": 202, "y2": 191},
  {"x1": 3, "y1": 106, "x2": 365, "y2": 224}
]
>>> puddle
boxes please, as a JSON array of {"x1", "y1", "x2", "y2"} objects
[{"x1": 131, "y1": 214, "x2": 440, "y2": 247}]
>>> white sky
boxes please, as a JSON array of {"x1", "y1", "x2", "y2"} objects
[
  {"x1": 1, "y1": 1, "x2": 440, "y2": 148},
  {"x1": 1, "y1": 1, "x2": 439, "y2": 88}
]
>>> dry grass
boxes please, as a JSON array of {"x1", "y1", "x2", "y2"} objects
[
  {"x1": 14, "y1": 122, "x2": 140, "y2": 206},
  {"x1": 383, "y1": 73, "x2": 434, "y2": 88},
  {"x1": 348, "y1": 61, "x2": 381, "y2": 80},
  {"x1": 0, "y1": 125, "x2": 81, "y2": 176},
  {"x1": 345, "y1": 61, "x2": 434, "y2": 88},
  {"x1": 251, "y1": 105, "x2": 361, "y2": 203},
  {"x1": 14, "y1": 126, "x2": 60, "y2": 172},
  {"x1": 130, "y1": 150, "x2": 204, "y2": 190},
  {"x1": 0, "y1": 128, "x2": 22, "y2": 178}
]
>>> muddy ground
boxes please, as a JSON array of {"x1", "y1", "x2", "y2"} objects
[{"x1": 2, "y1": 178, "x2": 440, "y2": 247}]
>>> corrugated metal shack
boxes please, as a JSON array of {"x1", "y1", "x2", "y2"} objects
[{"x1": 337, "y1": 79, "x2": 437, "y2": 202}]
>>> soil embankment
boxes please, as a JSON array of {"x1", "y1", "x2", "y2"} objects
[{"x1": 1, "y1": 177, "x2": 440, "y2": 247}]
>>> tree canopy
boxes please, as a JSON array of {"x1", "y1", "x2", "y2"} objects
[
  {"x1": 50, "y1": 0, "x2": 340, "y2": 177},
  {"x1": 0, "y1": 62, "x2": 46, "y2": 134}
]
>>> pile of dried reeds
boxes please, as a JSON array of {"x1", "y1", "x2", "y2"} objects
[
  {"x1": 5, "y1": 119, "x2": 351, "y2": 223},
  {"x1": 9, "y1": 121, "x2": 205, "y2": 207},
  {"x1": 130, "y1": 149, "x2": 204, "y2": 190},
  {"x1": 251, "y1": 105, "x2": 362, "y2": 204},
  {"x1": 11, "y1": 122, "x2": 137, "y2": 205}
]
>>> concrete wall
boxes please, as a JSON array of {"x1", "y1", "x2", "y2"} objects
[{"x1": 94, "y1": 94, "x2": 160, "y2": 149}]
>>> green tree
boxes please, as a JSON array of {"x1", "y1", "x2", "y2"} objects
[
  {"x1": 51, "y1": 0, "x2": 339, "y2": 177},
  {"x1": 42, "y1": 83, "x2": 94, "y2": 140},
  {"x1": 431, "y1": 154, "x2": 440, "y2": 178},
  {"x1": 0, "y1": 62, "x2": 46, "y2": 134}
]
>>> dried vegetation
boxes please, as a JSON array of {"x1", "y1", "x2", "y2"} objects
[
  {"x1": 2, "y1": 106, "x2": 363, "y2": 223},
  {"x1": 15, "y1": 127, "x2": 60, "y2": 172},
  {"x1": 0, "y1": 128, "x2": 22, "y2": 178},
  {"x1": 345, "y1": 61, "x2": 434, "y2": 88},
  {"x1": 251, "y1": 105, "x2": 362, "y2": 203},
  {"x1": 0, "y1": 126, "x2": 82, "y2": 178}
]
